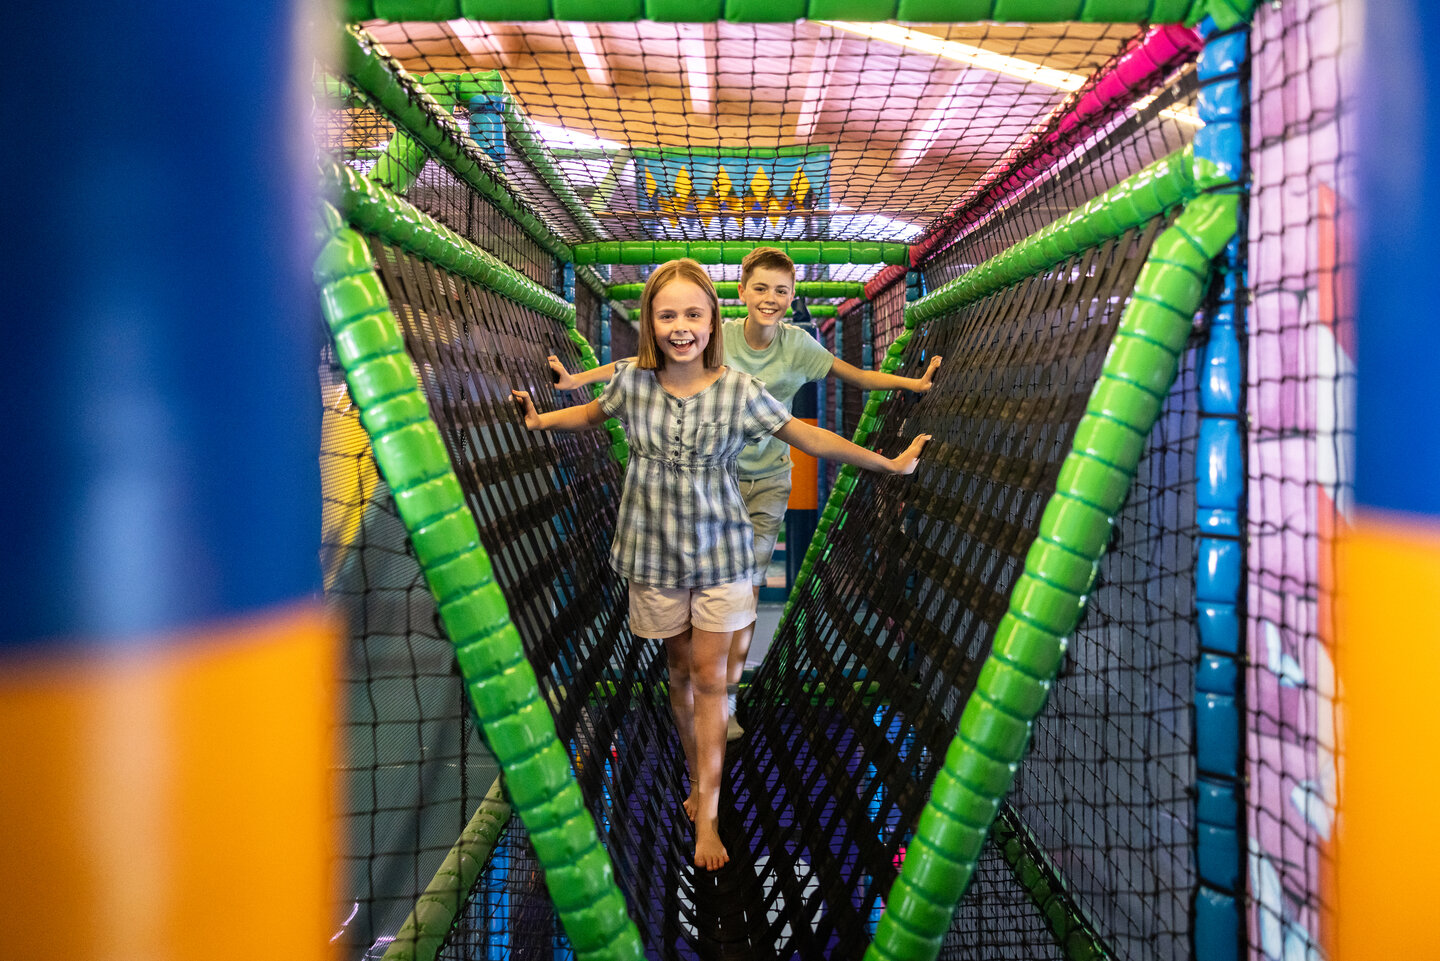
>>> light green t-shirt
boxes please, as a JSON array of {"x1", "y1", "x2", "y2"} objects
[{"x1": 721, "y1": 319, "x2": 836, "y2": 479}]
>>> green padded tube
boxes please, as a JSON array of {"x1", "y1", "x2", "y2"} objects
[
  {"x1": 907, "y1": 147, "x2": 1200, "y2": 326},
  {"x1": 606, "y1": 280, "x2": 864, "y2": 300},
  {"x1": 988, "y1": 807, "x2": 1111, "y2": 961},
  {"x1": 316, "y1": 202, "x2": 640, "y2": 959},
  {"x1": 340, "y1": 26, "x2": 575, "y2": 262},
  {"x1": 420, "y1": 72, "x2": 606, "y2": 240},
  {"x1": 346, "y1": 0, "x2": 1252, "y2": 23},
  {"x1": 861, "y1": 191, "x2": 1239, "y2": 961},
  {"x1": 572, "y1": 240, "x2": 907, "y2": 266},
  {"x1": 324, "y1": 160, "x2": 575, "y2": 324},
  {"x1": 381, "y1": 779, "x2": 512, "y2": 961}
]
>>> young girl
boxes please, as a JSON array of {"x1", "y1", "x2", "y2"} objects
[
  {"x1": 547, "y1": 247, "x2": 943, "y2": 742},
  {"x1": 512, "y1": 259, "x2": 929, "y2": 872}
]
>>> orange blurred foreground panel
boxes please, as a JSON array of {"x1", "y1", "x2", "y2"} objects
[
  {"x1": 1336, "y1": 511, "x2": 1440, "y2": 960},
  {"x1": 0, "y1": 604, "x2": 338, "y2": 961}
]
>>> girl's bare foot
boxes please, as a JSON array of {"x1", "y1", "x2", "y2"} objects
[
  {"x1": 694, "y1": 817, "x2": 729, "y2": 871},
  {"x1": 682, "y1": 791, "x2": 699, "y2": 822}
]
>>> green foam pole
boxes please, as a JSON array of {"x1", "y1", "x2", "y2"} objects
[
  {"x1": 571, "y1": 240, "x2": 908, "y2": 266},
  {"x1": 340, "y1": 26, "x2": 574, "y2": 262},
  {"x1": 324, "y1": 160, "x2": 576, "y2": 324},
  {"x1": 381, "y1": 779, "x2": 512, "y2": 961},
  {"x1": 421, "y1": 72, "x2": 606, "y2": 240},
  {"x1": 345, "y1": 0, "x2": 1252, "y2": 26},
  {"x1": 315, "y1": 201, "x2": 641, "y2": 960},
  {"x1": 863, "y1": 192, "x2": 1238, "y2": 961},
  {"x1": 606, "y1": 280, "x2": 864, "y2": 300}
]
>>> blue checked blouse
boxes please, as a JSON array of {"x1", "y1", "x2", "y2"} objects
[{"x1": 598, "y1": 362, "x2": 791, "y2": 588}]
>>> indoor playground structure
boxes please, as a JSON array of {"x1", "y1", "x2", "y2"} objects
[{"x1": 8, "y1": 2, "x2": 1440, "y2": 961}]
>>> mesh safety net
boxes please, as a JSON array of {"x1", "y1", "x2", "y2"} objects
[{"x1": 318, "y1": 5, "x2": 1352, "y2": 960}]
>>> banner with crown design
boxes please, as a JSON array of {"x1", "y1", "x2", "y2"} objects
[{"x1": 632, "y1": 147, "x2": 830, "y2": 238}]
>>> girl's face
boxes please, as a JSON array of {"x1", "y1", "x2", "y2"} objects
[{"x1": 650, "y1": 279, "x2": 715, "y2": 367}]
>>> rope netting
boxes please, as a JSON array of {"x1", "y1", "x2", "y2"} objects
[{"x1": 315, "y1": 3, "x2": 1351, "y2": 960}]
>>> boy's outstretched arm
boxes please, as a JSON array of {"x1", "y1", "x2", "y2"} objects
[
  {"x1": 828, "y1": 355, "x2": 943, "y2": 394},
  {"x1": 774, "y1": 418, "x2": 931, "y2": 475},
  {"x1": 512, "y1": 389, "x2": 607, "y2": 432},
  {"x1": 547, "y1": 355, "x2": 635, "y2": 391}
]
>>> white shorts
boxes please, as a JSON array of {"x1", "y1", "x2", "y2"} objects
[
  {"x1": 629, "y1": 579, "x2": 756, "y2": 638},
  {"x1": 741, "y1": 470, "x2": 792, "y2": 587}
]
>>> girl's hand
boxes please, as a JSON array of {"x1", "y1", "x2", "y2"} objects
[
  {"x1": 889, "y1": 434, "x2": 932, "y2": 474},
  {"x1": 511, "y1": 389, "x2": 543, "y2": 430},
  {"x1": 914, "y1": 356, "x2": 943, "y2": 392},
  {"x1": 548, "y1": 354, "x2": 580, "y2": 391}
]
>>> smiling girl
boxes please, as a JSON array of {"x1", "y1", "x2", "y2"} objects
[{"x1": 513, "y1": 259, "x2": 929, "y2": 871}]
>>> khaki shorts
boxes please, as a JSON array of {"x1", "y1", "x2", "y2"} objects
[
  {"x1": 629, "y1": 579, "x2": 756, "y2": 638},
  {"x1": 740, "y1": 470, "x2": 792, "y2": 587}
]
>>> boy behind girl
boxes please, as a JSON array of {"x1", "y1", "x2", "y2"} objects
[{"x1": 549, "y1": 247, "x2": 943, "y2": 737}]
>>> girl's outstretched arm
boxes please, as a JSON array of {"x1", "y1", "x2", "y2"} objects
[
  {"x1": 828, "y1": 355, "x2": 943, "y2": 393},
  {"x1": 547, "y1": 355, "x2": 633, "y2": 391},
  {"x1": 512, "y1": 389, "x2": 607, "y2": 431},
  {"x1": 774, "y1": 418, "x2": 931, "y2": 475}
]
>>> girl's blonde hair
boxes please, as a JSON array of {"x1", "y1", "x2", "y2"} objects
[{"x1": 636, "y1": 259, "x2": 723, "y2": 370}]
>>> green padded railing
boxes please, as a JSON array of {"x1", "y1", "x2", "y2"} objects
[
  {"x1": 769, "y1": 147, "x2": 1236, "y2": 960},
  {"x1": 989, "y1": 807, "x2": 1109, "y2": 961},
  {"x1": 340, "y1": 25, "x2": 576, "y2": 263},
  {"x1": 419, "y1": 71, "x2": 606, "y2": 240},
  {"x1": 606, "y1": 280, "x2": 864, "y2": 300},
  {"x1": 577, "y1": 264, "x2": 636, "y2": 324},
  {"x1": 324, "y1": 155, "x2": 630, "y2": 473},
  {"x1": 572, "y1": 240, "x2": 908, "y2": 266},
  {"x1": 717, "y1": 304, "x2": 836, "y2": 318},
  {"x1": 315, "y1": 189, "x2": 640, "y2": 959},
  {"x1": 381, "y1": 779, "x2": 512, "y2": 961},
  {"x1": 867, "y1": 192, "x2": 1237, "y2": 961},
  {"x1": 344, "y1": 0, "x2": 1252, "y2": 27}
]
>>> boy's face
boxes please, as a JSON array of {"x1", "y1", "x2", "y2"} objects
[{"x1": 739, "y1": 266, "x2": 795, "y2": 330}]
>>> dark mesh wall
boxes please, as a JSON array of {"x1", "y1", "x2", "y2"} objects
[
  {"x1": 728, "y1": 216, "x2": 1186, "y2": 960},
  {"x1": 322, "y1": 351, "x2": 497, "y2": 957},
  {"x1": 408, "y1": 162, "x2": 557, "y2": 289},
  {"x1": 919, "y1": 72, "x2": 1199, "y2": 295}
]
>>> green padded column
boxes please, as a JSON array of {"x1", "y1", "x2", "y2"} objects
[
  {"x1": 863, "y1": 192, "x2": 1238, "y2": 961},
  {"x1": 782, "y1": 148, "x2": 1201, "y2": 634},
  {"x1": 344, "y1": 0, "x2": 1253, "y2": 24},
  {"x1": 325, "y1": 161, "x2": 575, "y2": 322},
  {"x1": 381, "y1": 779, "x2": 512, "y2": 961},
  {"x1": 315, "y1": 202, "x2": 642, "y2": 961},
  {"x1": 340, "y1": 26, "x2": 574, "y2": 262},
  {"x1": 421, "y1": 71, "x2": 606, "y2": 240},
  {"x1": 606, "y1": 280, "x2": 864, "y2": 300},
  {"x1": 571, "y1": 239, "x2": 907, "y2": 266}
]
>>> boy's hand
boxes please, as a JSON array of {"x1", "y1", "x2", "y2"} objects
[
  {"x1": 914, "y1": 356, "x2": 943, "y2": 392},
  {"x1": 889, "y1": 434, "x2": 932, "y2": 474},
  {"x1": 548, "y1": 354, "x2": 580, "y2": 391},
  {"x1": 511, "y1": 389, "x2": 543, "y2": 430}
]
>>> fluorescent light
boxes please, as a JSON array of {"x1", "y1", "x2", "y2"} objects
[
  {"x1": 530, "y1": 118, "x2": 626, "y2": 152},
  {"x1": 446, "y1": 19, "x2": 499, "y2": 59},
  {"x1": 1131, "y1": 94, "x2": 1205, "y2": 127},
  {"x1": 677, "y1": 25, "x2": 713, "y2": 114},
  {"x1": 793, "y1": 38, "x2": 837, "y2": 141},
  {"x1": 818, "y1": 21, "x2": 1087, "y2": 92},
  {"x1": 568, "y1": 23, "x2": 611, "y2": 87},
  {"x1": 899, "y1": 84, "x2": 962, "y2": 163}
]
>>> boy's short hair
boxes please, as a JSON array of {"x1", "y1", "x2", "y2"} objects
[
  {"x1": 636, "y1": 258, "x2": 723, "y2": 370},
  {"x1": 739, "y1": 246, "x2": 796, "y2": 288}
]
